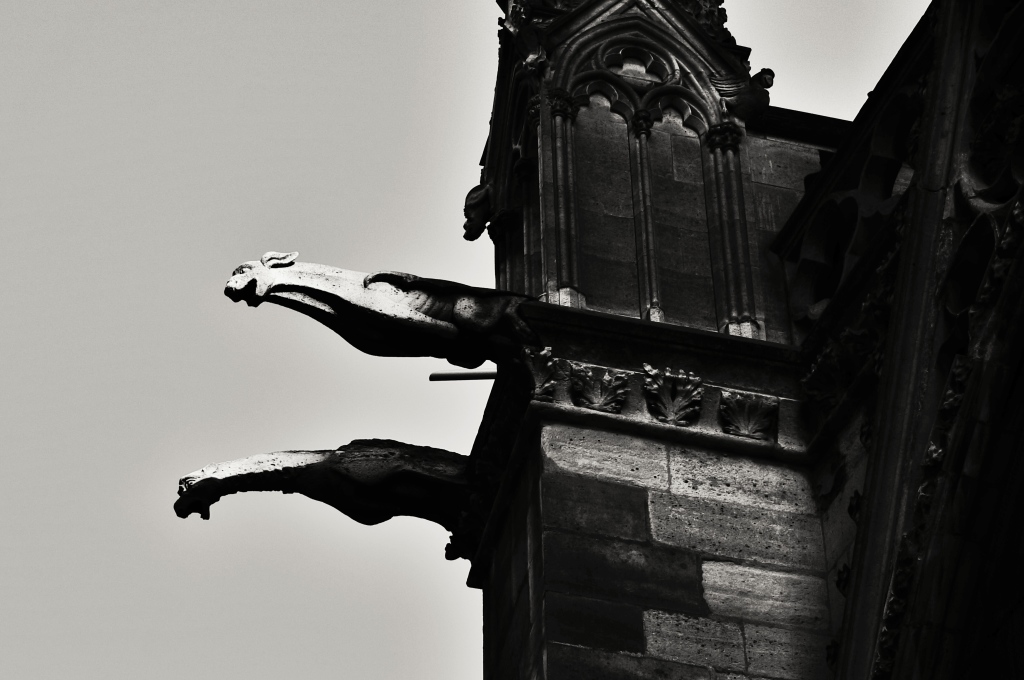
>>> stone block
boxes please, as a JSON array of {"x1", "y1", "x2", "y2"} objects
[
  {"x1": 543, "y1": 531, "x2": 706, "y2": 614},
  {"x1": 649, "y1": 493, "x2": 826, "y2": 572},
  {"x1": 541, "y1": 472, "x2": 649, "y2": 541},
  {"x1": 702, "y1": 562, "x2": 829, "y2": 630},
  {"x1": 542, "y1": 424, "x2": 669, "y2": 491},
  {"x1": 643, "y1": 610, "x2": 745, "y2": 672},
  {"x1": 751, "y1": 183, "x2": 802, "y2": 232},
  {"x1": 744, "y1": 624, "x2": 829, "y2": 680},
  {"x1": 744, "y1": 137, "x2": 823, "y2": 191},
  {"x1": 544, "y1": 592, "x2": 644, "y2": 653},
  {"x1": 668, "y1": 447, "x2": 816, "y2": 515},
  {"x1": 546, "y1": 642, "x2": 715, "y2": 680}
]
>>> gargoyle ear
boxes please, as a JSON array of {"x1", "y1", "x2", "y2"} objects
[{"x1": 260, "y1": 251, "x2": 299, "y2": 268}]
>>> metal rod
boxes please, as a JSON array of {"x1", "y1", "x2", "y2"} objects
[{"x1": 429, "y1": 371, "x2": 499, "y2": 381}]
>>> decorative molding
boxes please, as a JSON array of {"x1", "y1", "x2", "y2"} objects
[
  {"x1": 547, "y1": 88, "x2": 579, "y2": 120},
  {"x1": 641, "y1": 364, "x2": 704, "y2": 427},
  {"x1": 706, "y1": 121, "x2": 743, "y2": 151},
  {"x1": 523, "y1": 346, "x2": 567, "y2": 402},
  {"x1": 568, "y1": 362, "x2": 630, "y2": 413},
  {"x1": 718, "y1": 390, "x2": 778, "y2": 440}
]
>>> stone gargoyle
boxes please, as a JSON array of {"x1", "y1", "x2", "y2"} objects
[
  {"x1": 175, "y1": 439, "x2": 473, "y2": 556},
  {"x1": 224, "y1": 250, "x2": 535, "y2": 368},
  {"x1": 175, "y1": 251, "x2": 540, "y2": 559}
]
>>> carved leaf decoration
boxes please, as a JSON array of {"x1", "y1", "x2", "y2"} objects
[
  {"x1": 523, "y1": 346, "x2": 566, "y2": 402},
  {"x1": 641, "y1": 364, "x2": 703, "y2": 426},
  {"x1": 568, "y1": 363, "x2": 630, "y2": 414},
  {"x1": 718, "y1": 390, "x2": 779, "y2": 441}
]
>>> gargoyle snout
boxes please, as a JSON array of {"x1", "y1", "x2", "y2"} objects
[
  {"x1": 224, "y1": 265, "x2": 272, "y2": 307},
  {"x1": 175, "y1": 475, "x2": 214, "y2": 520}
]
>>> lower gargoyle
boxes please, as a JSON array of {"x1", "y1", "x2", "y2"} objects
[{"x1": 174, "y1": 439, "x2": 470, "y2": 533}]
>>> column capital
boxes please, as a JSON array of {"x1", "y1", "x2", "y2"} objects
[
  {"x1": 547, "y1": 88, "x2": 579, "y2": 120},
  {"x1": 631, "y1": 110, "x2": 654, "y2": 138},
  {"x1": 707, "y1": 121, "x2": 744, "y2": 151}
]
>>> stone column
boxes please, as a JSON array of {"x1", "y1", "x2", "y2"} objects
[
  {"x1": 708, "y1": 122, "x2": 759, "y2": 338},
  {"x1": 548, "y1": 88, "x2": 584, "y2": 308},
  {"x1": 631, "y1": 109, "x2": 664, "y2": 322}
]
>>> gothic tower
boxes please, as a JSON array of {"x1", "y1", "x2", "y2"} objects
[{"x1": 460, "y1": 2, "x2": 849, "y2": 678}]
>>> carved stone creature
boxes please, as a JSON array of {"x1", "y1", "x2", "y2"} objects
[
  {"x1": 225, "y1": 251, "x2": 535, "y2": 368},
  {"x1": 175, "y1": 439, "x2": 469, "y2": 532},
  {"x1": 712, "y1": 67, "x2": 774, "y2": 121}
]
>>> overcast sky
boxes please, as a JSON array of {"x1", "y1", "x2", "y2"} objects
[{"x1": 1, "y1": 1, "x2": 929, "y2": 678}]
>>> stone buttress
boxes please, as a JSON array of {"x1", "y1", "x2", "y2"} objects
[{"x1": 460, "y1": 2, "x2": 850, "y2": 678}]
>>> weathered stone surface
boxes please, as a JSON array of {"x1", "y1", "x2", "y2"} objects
[
  {"x1": 702, "y1": 562, "x2": 829, "y2": 629},
  {"x1": 543, "y1": 531, "x2": 706, "y2": 614},
  {"x1": 541, "y1": 472, "x2": 649, "y2": 541},
  {"x1": 542, "y1": 424, "x2": 669, "y2": 491},
  {"x1": 827, "y1": 556, "x2": 849, "y2": 635},
  {"x1": 649, "y1": 492, "x2": 826, "y2": 571},
  {"x1": 222, "y1": 251, "x2": 534, "y2": 368},
  {"x1": 744, "y1": 136, "x2": 823, "y2": 192},
  {"x1": 744, "y1": 624, "x2": 829, "y2": 680},
  {"x1": 544, "y1": 592, "x2": 644, "y2": 653},
  {"x1": 644, "y1": 610, "x2": 745, "y2": 672},
  {"x1": 668, "y1": 447, "x2": 815, "y2": 514},
  {"x1": 822, "y1": 456, "x2": 867, "y2": 570},
  {"x1": 174, "y1": 440, "x2": 470, "y2": 540},
  {"x1": 546, "y1": 642, "x2": 715, "y2": 680}
]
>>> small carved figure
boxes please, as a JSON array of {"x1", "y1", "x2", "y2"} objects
[
  {"x1": 175, "y1": 439, "x2": 470, "y2": 531},
  {"x1": 462, "y1": 183, "x2": 492, "y2": 240},
  {"x1": 224, "y1": 252, "x2": 536, "y2": 368},
  {"x1": 713, "y1": 67, "x2": 774, "y2": 121}
]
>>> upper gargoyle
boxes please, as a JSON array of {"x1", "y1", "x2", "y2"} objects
[
  {"x1": 711, "y1": 68, "x2": 774, "y2": 121},
  {"x1": 224, "y1": 251, "x2": 536, "y2": 368},
  {"x1": 175, "y1": 439, "x2": 470, "y2": 534}
]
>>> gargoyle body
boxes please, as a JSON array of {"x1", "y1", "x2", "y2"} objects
[
  {"x1": 713, "y1": 67, "x2": 774, "y2": 121},
  {"x1": 175, "y1": 439, "x2": 470, "y2": 532},
  {"x1": 225, "y1": 251, "x2": 534, "y2": 368}
]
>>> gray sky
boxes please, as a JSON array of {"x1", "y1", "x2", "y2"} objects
[{"x1": 1, "y1": 1, "x2": 928, "y2": 678}]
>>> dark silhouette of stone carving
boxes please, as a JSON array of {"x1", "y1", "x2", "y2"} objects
[
  {"x1": 524, "y1": 346, "x2": 566, "y2": 402},
  {"x1": 175, "y1": 439, "x2": 469, "y2": 532},
  {"x1": 462, "y1": 183, "x2": 492, "y2": 241},
  {"x1": 712, "y1": 68, "x2": 774, "y2": 120},
  {"x1": 224, "y1": 252, "x2": 535, "y2": 368}
]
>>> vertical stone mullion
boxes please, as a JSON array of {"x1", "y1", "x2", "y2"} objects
[
  {"x1": 708, "y1": 122, "x2": 759, "y2": 338},
  {"x1": 632, "y1": 110, "x2": 663, "y2": 322},
  {"x1": 549, "y1": 89, "x2": 582, "y2": 307}
]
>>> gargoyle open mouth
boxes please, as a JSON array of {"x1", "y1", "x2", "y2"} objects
[{"x1": 224, "y1": 274, "x2": 263, "y2": 307}]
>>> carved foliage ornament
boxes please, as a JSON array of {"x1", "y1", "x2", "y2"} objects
[
  {"x1": 642, "y1": 364, "x2": 704, "y2": 427},
  {"x1": 718, "y1": 390, "x2": 779, "y2": 440},
  {"x1": 568, "y1": 362, "x2": 630, "y2": 414}
]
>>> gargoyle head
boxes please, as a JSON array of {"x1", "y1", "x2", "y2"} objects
[
  {"x1": 173, "y1": 474, "x2": 215, "y2": 520},
  {"x1": 224, "y1": 251, "x2": 299, "y2": 306},
  {"x1": 754, "y1": 68, "x2": 775, "y2": 89}
]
